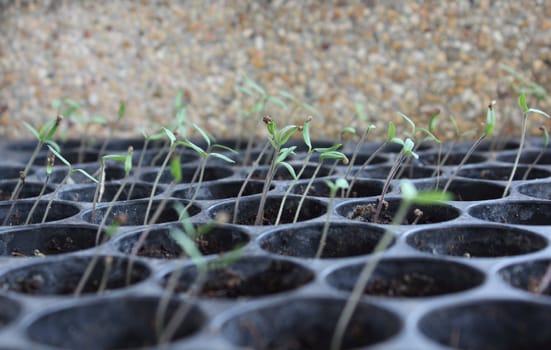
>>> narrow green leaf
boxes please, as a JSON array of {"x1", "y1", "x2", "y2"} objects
[
  {"x1": 170, "y1": 155, "x2": 182, "y2": 183},
  {"x1": 279, "y1": 90, "x2": 296, "y2": 101},
  {"x1": 174, "y1": 202, "x2": 196, "y2": 235},
  {"x1": 174, "y1": 90, "x2": 184, "y2": 109},
  {"x1": 91, "y1": 116, "x2": 108, "y2": 124},
  {"x1": 319, "y1": 151, "x2": 348, "y2": 162},
  {"x1": 390, "y1": 137, "x2": 404, "y2": 146},
  {"x1": 335, "y1": 177, "x2": 349, "y2": 189},
  {"x1": 44, "y1": 117, "x2": 60, "y2": 141},
  {"x1": 193, "y1": 123, "x2": 211, "y2": 147},
  {"x1": 519, "y1": 93, "x2": 528, "y2": 113},
  {"x1": 46, "y1": 158, "x2": 53, "y2": 175},
  {"x1": 22, "y1": 121, "x2": 40, "y2": 140},
  {"x1": 169, "y1": 228, "x2": 205, "y2": 265},
  {"x1": 398, "y1": 111, "x2": 416, "y2": 134},
  {"x1": 528, "y1": 108, "x2": 551, "y2": 119},
  {"x1": 210, "y1": 152, "x2": 236, "y2": 164},
  {"x1": 38, "y1": 120, "x2": 55, "y2": 141},
  {"x1": 179, "y1": 140, "x2": 206, "y2": 157},
  {"x1": 276, "y1": 146, "x2": 296, "y2": 164},
  {"x1": 212, "y1": 144, "x2": 238, "y2": 154},
  {"x1": 64, "y1": 99, "x2": 81, "y2": 109},
  {"x1": 266, "y1": 120, "x2": 276, "y2": 136},
  {"x1": 387, "y1": 122, "x2": 396, "y2": 141},
  {"x1": 236, "y1": 85, "x2": 254, "y2": 97},
  {"x1": 313, "y1": 144, "x2": 342, "y2": 153},
  {"x1": 117, "y1": 101, "x2": 126, "y2": 120},
  {"x1": 276, "y1": 125, "x2": 298, "y2": 146},
  {"x1": 44, "y1": 140, "x2": 60, "y2": 153},
  {"x1": 341, "y1": 126, "x2": 356, "y2": 136},
  {"x1": 124, "y1": 151, "x2": 133, "y2": 176},
  {"x1": 244, "y1": 76, "x2": 266, "y2": 96},
  {"x1": 251, "y1": 102, "x2": 265, "y2": 114},
  {"x1": 302, "y1": 120, "x2": 312, "y2": 152},
  {"x1": 448, "y1": 114, "x2": 460, "y2": 135},
  {"x1": 429, "y1": 111, "x2": 439, "y2": 134},
  {"x1": 162, "y1": 127, "x2": 176, "y2": 145},
  {"x1": 51, "y1": 99, "x2": 61, "y2": 110},
  {"x1": 484, "y1": 101, "x2": 496, "y2": 136},
  {"x1": 74, "y1": 168, "x2": 98, "y2": 183},
  {"x1": 71, "y1": 114, "x2": 86, "y2": 123},
  {"x1": 412, "y1": 191, "x2": 453, "y2": 205},
  {"x1": 417, "y1": 128, "x2": 441, "y2": 144},
  {"x1": 47, "y1": 145, "x2": 71, "y2": 168},
  {"x1": 149, "y1": 131, "x2": 166, "y2": 141},
  {"x1": 355, "y1": 102, "x2": 366, "y2": 122},
  {"x1": 278, "y1": 161, "x2": 297, "y2": 180},
  {"x1": 323, "y1": 179, "x2": 337, "y2": 192},
  {"x1": 303, "y1": 103, "x2": 320, "y2": 116},
  {"x1": 267, "y1": 96, "x2": 288, "y2": 110},
  {"x1": 176, "y1": 108, "x2": 187, "y2": 125},
  {"x1": 106, "y1": 221, "x2": 120, "y2": 237},
  {"x1": 403, "y1": 138, "x2": 416, "y2": 155},
  {"x1": 400, "y1": 180, "x2": 417, "y2": 199},
  {"x1": 102, "y1": 154, "x2": 127, "y2": 163}
]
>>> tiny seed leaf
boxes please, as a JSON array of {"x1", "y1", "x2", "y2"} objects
[
  {"x1": 193, "y1": 123, "x2": 211, "y2": 147},
  {"x1": 22, "y1": 121, "x2": 40, "y2": 140},
  {"x1": 170, "y1": 155, "x2": 182, "y2": 183},
  {"x1": 278, "y1": 161, "x2": 297, "y2": 180},
  {"x1": 519, "y1": 93, "x2": 528, "y2": 113},
  {"x1": 528, "y1": 108, "x2": 551, "y2": 119},
  {"x1": 47, "y1": 145, "x2": 71, "y2": 168},
  {"x1": 210, "y1": 152, "x2": 236, "y2": 164},
  {"x1": 74, "y1": 168, "x2": 98, "y2": 183}
]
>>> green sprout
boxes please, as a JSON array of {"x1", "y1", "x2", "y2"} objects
[
  {"x1": 442, "y1": 101, "x2": 497, "y2": 194},
  {"x1": 292, "y1": 145, "x2": 348, "y2": 224},
  {"x1": 254, "y1": 116, "x2": 298, "y2": 225},
  {"x1": 503, "y1": 93, "x2": 551, "y2": 197},
  {"x1": 372, "y1": 137, "x2": 418, "y2": 223},
  {"x1": 315, "y1": 178, "x2": 349, "y2": 259},
  {"x1": 331, "y1": 181, "x2": 452, "y2": 350}
]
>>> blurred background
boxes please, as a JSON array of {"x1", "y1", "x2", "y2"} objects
[{"x1": 1, "y1": 0, "x2": 551, "y2": 141}]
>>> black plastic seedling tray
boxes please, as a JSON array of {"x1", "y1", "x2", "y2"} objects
[{"x1": 0, "y1": 138, "x2": 551, "y2": 349}]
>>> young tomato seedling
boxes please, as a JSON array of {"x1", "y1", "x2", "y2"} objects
[
  {"x1": 372, "y1": 137, "x2": 418, "y2": 223},
  {"x1": 442, "y1": 101, "x2": 497, "y2": 194},
  {"x1": 503, "y1": 93, "x2": 551, "y2": 197},
  {"x1": 330, "y1": 181, "x2": 452, "y2": 350},
  {"x1": 254, "y1": 116, "x2": 299, "y2": 225},
  {"x1": 315, "y1": 178, "x2": 349, "y2": 259}
]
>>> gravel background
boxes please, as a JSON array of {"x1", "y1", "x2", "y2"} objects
[{"x1": 1, "y1": 0, "x2": 551, "y2": 141}]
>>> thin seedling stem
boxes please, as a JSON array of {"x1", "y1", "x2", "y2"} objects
[
  {"x1": 254, "y1": 145, "x2": 280, "y2": 225},
  {"x1": 292, "y1": 162, "x2": 323, "y2": 224},
  {"x1": 503, "y1": 115, "x2": 527, "y2": 197},
  {"x1": 144, "y1": 146, "x2": 175, "y2": 225},
  {"x1": 344, "y1": 127, "x2": 369, "y2": 178},
  {"x1": 96, "y1": 256, "x2": 113, "y2": 294},
  {"x1": 74, "y1": 179, "x2": 130, "y2": 296},
  {"x1": 127, "y1": 138, "x2": 150, "y2": 199},
  {"x1": 184, "y1": 157, "x2": 207, "y2": 212},
  {"x1": 373, "y1": 152, "x2": 405, "y2": 223},
  {"x1": 274, "y1": 152, "x2": 312, "y2": 226},
  {"x1": 233, "y1": 141, "x2": 270, "y2": 224},
  {"x1": 345, "y1": 141, "x2": 387, "y2": 197},
  {"x1": 24, "y1": 173, "x2": 51, "y2": 225},
  {"x1": 315, "y1": 189, "x2": 336, "y2": 259},
  {"x1": 156, "y1": 264, "x2": 207, "y2": 345},
  {"x1": 330, "y1": 202, "x2": 409, "y2": 350}
]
